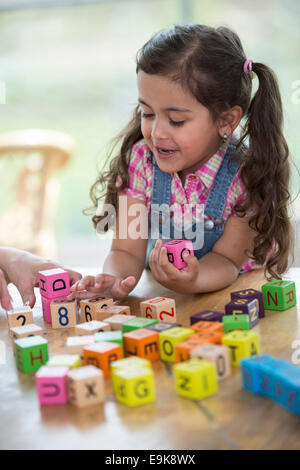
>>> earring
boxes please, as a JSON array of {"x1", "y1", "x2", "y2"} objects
[{"x1": 223, "y1": 133, "x2": 228, "y2": 142}]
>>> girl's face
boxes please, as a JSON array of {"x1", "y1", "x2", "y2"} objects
[{"x1": 137, "y1": 71, "x2": 222, "y2": 178}]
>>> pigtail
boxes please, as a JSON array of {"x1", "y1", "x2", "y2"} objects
[{"x1": 238, "y1": 62, "x2": 293, "y2": 279}]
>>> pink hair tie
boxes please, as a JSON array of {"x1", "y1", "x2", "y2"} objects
[{"x1": 244, "y1": 59, "x2": 253, "y2": 74}]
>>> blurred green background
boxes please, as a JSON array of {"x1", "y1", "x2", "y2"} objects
[{"x1": 0, "y1": 0, "x2": 299, "y2": 266}]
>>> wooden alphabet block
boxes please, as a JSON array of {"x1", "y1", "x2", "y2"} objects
[
  {"x1": 175, "y1": 336, "x2": 208, "y2": 363},
  {"x1": 223, "y1": 314, "x2": 251, "y2": 333},
  {"x1": 190, "y1": 310, "x2": 224, "y2": 324},
  {"x1": 10, "y1": 323, "x2": 44, "y2": 340},
  {"x1": 162, "y1": 240, "x2": 194, "y2": 270},
  {"x1": 50, "y1": 299, "x2": 77, "y2": 329},
  {"x1": 231, "y1": 288, "x2": 265, "y2": 318},
  {"x1": 66, "y1": 336, "x2": 95, "y2": 355},
  {"x1": 7, "y1": 306, "x2": 33, "y2": 328},
  {"x1": 174, "y1": 359, "x2": 218, "y2": 400},
  {"x1": 47, "y1": 354, "x2": 81, "y2": 369},
  {"x1": 80, "y1": 297, "x2": 114, "y2": 322},
  {"x1": 103, "y1": 314, "x2": 137, "y2": 331},
  {"x1": 14, "y1": 335, "x2": 48, "y2": 373},
  {"x1": 96, "y1": 305, "x2": 131, "y2": 320},
  {"x1": 41, "y1": 294, "x2": 65, "y2": 324},
  {"x1": 113, "y1": 367, "x2": 155, "y2": 407},
  {"x1": 221, "y1": 330, "x2": 260, "y2": 367},
  {"x1": 190, "y1": 344, "x2": 231, "y2": 381},
  {"x1": 83, "y1": 341, "x2": 123, "y2": 377},
  {"x1": 191, "y1": 321, "x2": 224, "y2": 334},
  {"x1": 122, "y1": 317, "x2": 158, "y2": 333},
  {"x1": 35, "y1": 366, "x2": 69, "y2": 405},
  {"x1": 94, "y1": 330, "x2": 123, "y2": 348},
  {"x1": 123, "y1": 329, "x2": 160, "y2": 362},
  {"x1": 74, "y1": 320, "x2": 110, "y2": 336},
  {"x1": 261, "y1": 280, "x2": 297, "y2": 311},
  {"x1": 67, "y1": 365, "x2": 105, "y2": 408},
  {"x1": 159, "y1": 327, "x2": 194, "y2": 363},
  {"x1": 38, "y1": 268, "x2": 70, "y2": 299},
  {"x1": 225, "y1": 298, "x2": 259, "y2": 329},
  {"x1": 140, "y1": 297, "x2": 177, "y2": 323}
]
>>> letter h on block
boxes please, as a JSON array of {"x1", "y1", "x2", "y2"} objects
[{"x1": 162, "y1": 240, "x2": 194, "y2": 270}]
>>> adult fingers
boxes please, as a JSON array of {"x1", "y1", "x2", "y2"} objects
[{"x1": 0, "y1": 269, "x2": 12, "y2": 310}]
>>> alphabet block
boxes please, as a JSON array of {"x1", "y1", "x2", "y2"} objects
[
  {"x1": 74, "y1": 321, "x2": 110, "y2": 336},
  {"x1": 123, "y1": 329, "x2": 160, "y2": 362},
  {"x1": 189, "y1": 330, "x2": 224, "y2": 345},
  {"x1": 94, "y1": 330, "x2": 123, "y2": 348},
  {"x1": 261, "y1": 280, "x2": 297, "y2": 311},
  {"x1": 47, "y1": 354, "x2": 81, "y2": 369},
  {"x1": 113, "y1": 367, "x2": 155, "y2": 407},
  {"x1": 190, "y1": 344, "x2": 231, "y2": 381},
  {"x1": 225, "y1": 298, "x2": 259, "y2": 329},
  {"x1": 14, "y1": 335, "x2": 48, "y2": 373},
  {"x1": 221, "y1": 331, "x2": 260, "y2": 367},
  {"x1": 41, "y1": 294, "x2": 65, "y2": 324},
  {"x1": 175, "y1": 336, "x2": 208, "y2": 363},
  {"x1": 174, "y1": 359, "x2": 218, "y2": 400},
  {"x1": 122, "y1": 317, "x2": 158, "y2": 333},
  {"x1": 110, "y1": 357, "x2": 152, "y2": 375},
  {"x1": 159, "y1": 327, "x2": 194, "y2": 363},
  {"x1": 66, "y1": 335, "x2": 95, "y2": 355},
  {"x1": 83, "y1": 341, "x2": 123, "y2": 377},
  {"x1": 191, "y1": 321, "x2": 224, "y2": 334},
  {"x1": 223, "y1": 314, "x2": 251, "y2": 333},
  {"x1": 190, "y1": 310, "x2": 224, "y2": 324},
  {"x1": 231, "y1": 288, "x2": 265, "y2": 318},
  {"x1": 10, "y1": 323, "x2": 44, "y2": 340},
  {"x1": 241, "y1": 354, "x2": 275, "y2": 393},
  {"x1": 103, "y1": 314, "x2": 136, "y2": 331},
  {"x1": 80, "y1": 297, "x2": 114, "y2": 322},
  {"x1": 35, "y1": 366, "x2": 69, "y2": 405},
  {"x1": 162, "y1": 240, "x2": 194, "y2": 270},
  {"x1": 7, "y1": 306, "x2": 33, "y2": 328},
  {"x1": 96, "y1": 305, "x2": 131, "y2": 319},
  {"x1": 38, "y1": 268, "x2": 70, "y2": 299},
  {"x1": 50, "y1": 299, "x2": 77, "y2": 329},
  {"x1": 140, "y1": 297, "x2": 177, "y2": 323},
  {"x1": 146, "y1": 321, "x2": 181, "y2": 333},
  {"x1": 67, "y1": 365, "x2": 105, "y2": 408}
]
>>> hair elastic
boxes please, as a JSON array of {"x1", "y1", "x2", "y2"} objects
[{"x1": 244, "y1": 59, "x2": 253, "y2": 74}]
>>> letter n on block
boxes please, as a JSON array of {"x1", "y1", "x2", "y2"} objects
[{"x1": 261, "y1": 280, "x2": 297, "y2": 311}]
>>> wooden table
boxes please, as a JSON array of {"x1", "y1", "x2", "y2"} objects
[{"x1": 1, "y1": 267, "x2": 300, "y2": 450}]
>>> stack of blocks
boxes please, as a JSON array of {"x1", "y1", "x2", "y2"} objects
[{"x1": 38, "y1": 268, "x2": 73, "y2": 326}]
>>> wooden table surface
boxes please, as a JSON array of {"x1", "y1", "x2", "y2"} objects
[{"x1": 1, "y1": 267, "x2": 300, "y2": 450}]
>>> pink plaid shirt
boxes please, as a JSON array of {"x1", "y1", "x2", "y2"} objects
[{"x1": 116, "y1": 137, "x2": 259, "y2": 271}]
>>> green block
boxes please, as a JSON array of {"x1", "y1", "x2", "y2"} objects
[
  {"x1": 261, "y1": 280, "x2": 296, "y2": 311},
  {"x1": 122, "y1": 318, "x2": 158, "y2": 333},
  {"x1": 94, "y1": 330, "x2": 123, "y2": 346},
  {"x1": 223, "y1": 314, "x2": 250, "y2": 333},
  {"x1": 14, "y1": 335, "x2": 48, "y2": 373}
]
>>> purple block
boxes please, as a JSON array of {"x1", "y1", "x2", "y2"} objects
[
  {"x1": 225, "y1": 298, "x2": 259, "y2": 328},
  {"x1": 231, "y1": 289, "x2": 265, "y2": 318},
  {"x1": 146, "y1": 322, "x2": 181, "y2": 332},
  {"x1": 190, "y1": 310, "x2": 224, "y2": 325}
]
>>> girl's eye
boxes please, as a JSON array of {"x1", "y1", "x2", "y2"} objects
[{"x1": 141, "y1": 113, "x2": 185, "y2": 127}]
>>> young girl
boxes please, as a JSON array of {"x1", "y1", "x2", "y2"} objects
[{"x1": 70, "y1": 23, "x2": 292, "y2": 300}]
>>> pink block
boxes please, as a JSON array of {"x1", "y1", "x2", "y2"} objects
[
  {"x1": 38, "y1": 268, "x2": 70, "y2": 299},
  {"x1": 41, "y1": 295, "x2": 65, "y2": 324},
  {"x1": 35, "y1": 366, "x2": 69, "y2": 405},
  {"x1": 163, "y1": 240, "x2": 194, "y2": 270}
]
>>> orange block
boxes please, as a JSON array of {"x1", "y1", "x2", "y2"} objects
[
  {"x1": 175, "y1": 337, "x2": 208, "y2": 363},
  {"x1": 191, "y1": 321, "x2": 224, "y2": 334},
  {"x1": 83, "y1": 341, "x2": 123, "y2": 377},
  {"x1": 123, "y1": 328, "x2": 160, "y2": 362},
  {"x1": 189, "y1": 330, "x2": 224, "y2": 345}
]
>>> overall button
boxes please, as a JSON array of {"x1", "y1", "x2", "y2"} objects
[{"x1": 204, "y1": 220, "x2": 214, "y2": 231}]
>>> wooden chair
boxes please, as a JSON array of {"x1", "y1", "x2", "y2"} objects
[{"x1": 0, "y1": 129, "x2": 74, "y2": 258}]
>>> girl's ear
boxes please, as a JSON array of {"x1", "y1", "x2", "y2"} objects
[{"x1": 217, "y1": 105, "x2": 243, "y2": 138}]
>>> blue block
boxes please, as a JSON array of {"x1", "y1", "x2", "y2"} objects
[{"x1": 241, "y1": 355, "x2": 276, "y2": 394}]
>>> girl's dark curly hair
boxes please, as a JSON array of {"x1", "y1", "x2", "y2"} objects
[{"x1": 86, "y1": 23, "x2": 293, "y2": 279}]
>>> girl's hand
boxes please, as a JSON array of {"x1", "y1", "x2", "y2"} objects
[
  {"x1": 1, "y1": 249, "x2": 82, "y2": 308},
  {"x1": 149, "y1": 239, "x2": 200, "y2": 294},
  {"x1": 68, "y1": 273, "x2": 136, "y2": 301}
]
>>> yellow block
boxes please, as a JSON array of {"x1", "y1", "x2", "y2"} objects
[
  {"x1": 221, "y1": 330, "x2": 260, "y2": 367},
  {"x1": 113, "y1": 367, "x2": 155, "y2": 407},
  {"x1": 47, "y1": 354, "x2": 82, "y2": 369},
  {"x1": 110, "y1": 357, "x2": 152, "y2": 392},
  {"x1": 159, "y1": 327, "x2": 194, "y2": 363},
  {"x1": 174, "y1": 359, "x2": 218, "y2": 400}
]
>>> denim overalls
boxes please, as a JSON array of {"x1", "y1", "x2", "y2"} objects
[{"x1": 145, "y1": 139, "x2": 244, "y2": 270}]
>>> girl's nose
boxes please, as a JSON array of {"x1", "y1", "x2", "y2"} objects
[{"x1": 151, "y1": 119, "x2": 169, "y2": 140}]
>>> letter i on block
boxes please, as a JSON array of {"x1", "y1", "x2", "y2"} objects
[
  {"x1": 67, "y1": 366, "x2": 105, "y2": 408},
  {"x1": 261, "y1": 280, "x2": 297, "y2": 311},
  {"x1": 50, "y1": 299, "x2": 77, "y2": 329},
  {"x1": 174, "y1": 359, "x2": 218, "y2": 400},
  {"x1": 113, "y1": 367, "x2": 155, "y2": 407},
  {"x1": 140, "y1": 297, "x2": 177, "y2": 323},
  {"x1": 14, "y1": 336, "x2": 48, "y2": 373},
  {"x1": 162, "y1": 240, "x2": 194, "y2": 270},
  {"x1": 221, "y1": 331, "x2": 260, "y2": 367},
  {"x1": 35, "y1": 366, "x2": 69, "y2": 405},
  {"x1": 38, "y1": 268, "x2": 70, "y2": 299}
]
